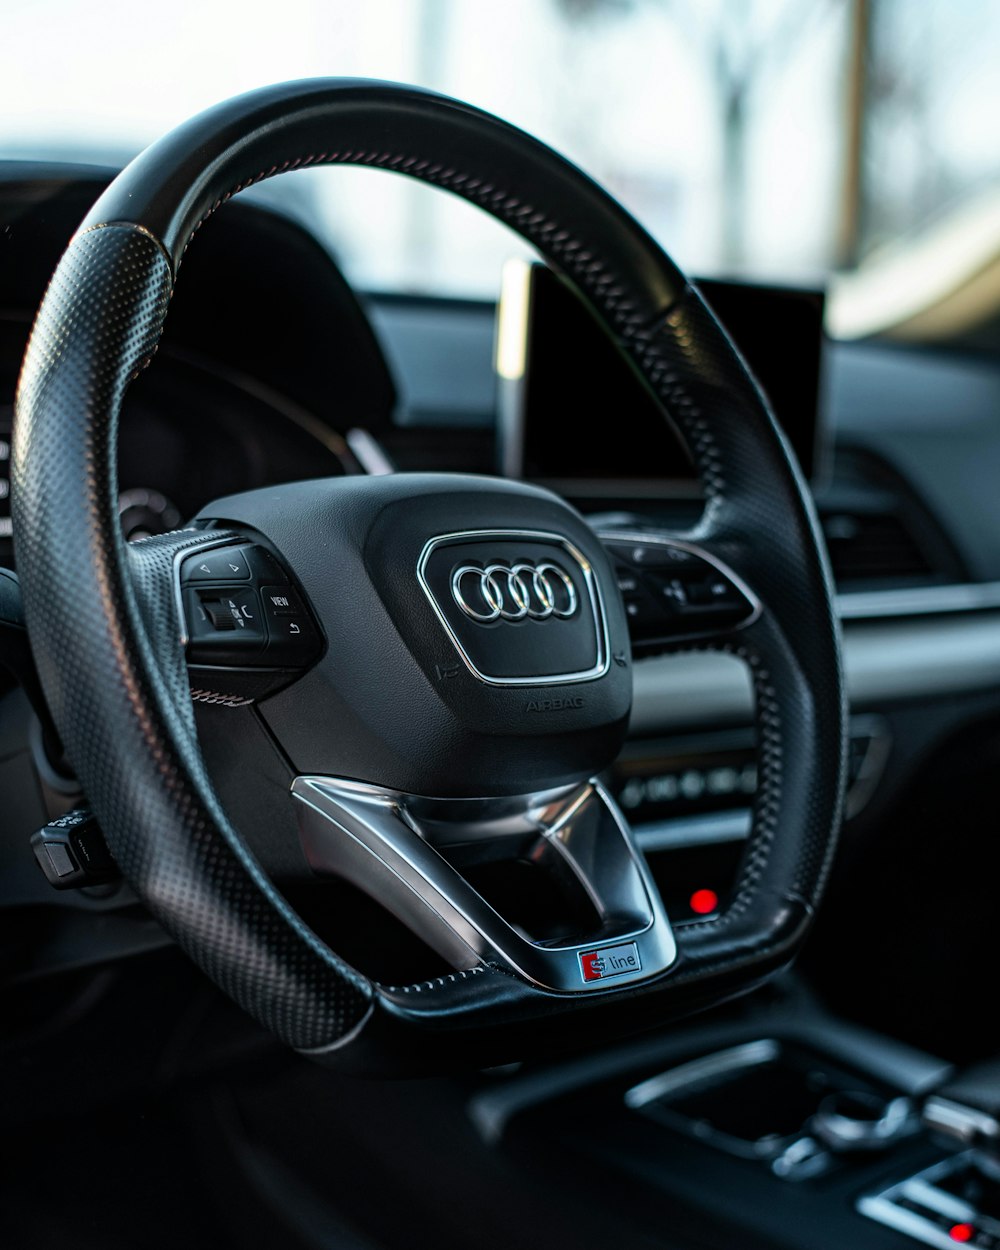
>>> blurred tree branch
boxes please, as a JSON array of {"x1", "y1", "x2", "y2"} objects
[{"x1": 550, "y1": 0, "x2": 842, "y2": 268}]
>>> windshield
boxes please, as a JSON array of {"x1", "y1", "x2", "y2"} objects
[{"x1": 3, "y1": 0, "x2": 999, "y2": 341}]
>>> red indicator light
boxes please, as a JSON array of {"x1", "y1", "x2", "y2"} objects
[
  {"x1": 950, "y1": 1224, "x2": 975, "y2": 1243},
  {"x1": 689, "y1": 888, "x2": 719, "y2": 916}
]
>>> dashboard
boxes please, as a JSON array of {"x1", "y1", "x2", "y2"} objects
[{"x1": 4, "y1": 160, "x2": 1000, "y2": 1061}]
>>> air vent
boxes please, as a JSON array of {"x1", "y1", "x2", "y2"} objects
[{"x1": 821, "y1": 510, "x2": 934, "y2": 586}]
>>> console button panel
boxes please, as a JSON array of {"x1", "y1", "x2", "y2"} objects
[
  {"x1": 183, "y1": 549, "x2": 252, "y2": 582},
  {"x1": 180, "y1": 543, "x2": 322, "y2": 672},
  {"x1": 601, "y1": 536, "x2": 757, "y2": 652},
  {"x1": 859, "y1": 1153, "x2": 1000, "y2": 1249}
]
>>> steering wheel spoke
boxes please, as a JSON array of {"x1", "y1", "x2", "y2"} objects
[
  {"x1": 128, "y1": 528, "x2": 326, "y2": 709},
  {"x1": 292, "y1": 775, "x2": 677, "y2": 993}
]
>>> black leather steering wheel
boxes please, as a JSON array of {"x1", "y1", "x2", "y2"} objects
[{"x1": 11, "y1": 79, "x2": 845, "y2": 1072}]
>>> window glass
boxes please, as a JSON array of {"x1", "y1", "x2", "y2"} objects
[{"x1": 2, "y1": 0, "x2": 998, "y2": 338}]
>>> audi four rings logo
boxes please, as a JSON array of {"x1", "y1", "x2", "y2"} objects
[{"x1": 451, "y1": 561, "x2": 579, "y2": 623}]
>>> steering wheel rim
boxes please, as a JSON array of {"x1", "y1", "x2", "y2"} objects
[{"x1": 12, "y1": 79, "x2": 846, "y2": 1070}]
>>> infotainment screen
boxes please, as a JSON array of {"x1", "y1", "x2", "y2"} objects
[{"x1": 496, "y1": 261, "x2": 825, "y2": 493}]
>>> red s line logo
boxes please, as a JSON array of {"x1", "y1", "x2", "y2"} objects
[
  {"x1": 580, "y1": 951, "x2": 607, "y2": 981},
  {"x1": 579, "y1": 942, "x2": 641, "y2": 983}
]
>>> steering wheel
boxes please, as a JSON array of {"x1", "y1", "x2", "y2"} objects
[{"x1": 11, "y1": 80, "x2": 845, "y2": 1071}]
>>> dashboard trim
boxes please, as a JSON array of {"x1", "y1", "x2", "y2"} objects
[
  {"x1": 836, "y1": 580, "x2": 1000, "y2": 619},
  {"x1": 631, "y1": 607, "x2": 1000, "y2": 732}
]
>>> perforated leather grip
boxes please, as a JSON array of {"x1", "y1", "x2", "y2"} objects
[
  {"x1": 13, "y1": 226, "x2": 373, "y2": 1048},
  {"x1": 13, "y1": 80, "x2": 845, "y2": 1065}
]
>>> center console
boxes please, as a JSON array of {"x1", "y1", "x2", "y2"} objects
[
  {"x1": 625, "y1": 1038, "x2": 916, "y2": 1181},
  {"x1": 861, "y1": 1154, "x2": 1000, "y2": 1248},
  {"x1": 469, "y1": 991, "x2": 969, "y2": 1250}
]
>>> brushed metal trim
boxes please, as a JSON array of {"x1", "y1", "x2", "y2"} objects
[
  {"x1": 630, "y1": 610, "x2": 1000, "y2": 733},
  {"x1": 633, "y1": 809, "x2": 753, "y2": 853},
  {"x1": 291, "y1": 775, "x2": 677, "y2": 994},
  {"x1": 838, "y1": 580, "x2": 1000, "y2": 619},
  {"x1": 625, "y1": 1039, "x2": 780, "y2": 1110}
]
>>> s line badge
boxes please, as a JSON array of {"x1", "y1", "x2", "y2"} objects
[{"x1": 579, "y1": 941, "x2": 642, "y2": 983}]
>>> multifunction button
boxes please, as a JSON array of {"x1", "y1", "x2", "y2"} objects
[
  {"x1": 259, "y1": 585, "x2": 312, "y2": 664},
  {"x1": 602, "y1": 536, "x2": 756, "y2": 651},
  {"x1": 180, "y1": 544, "x2": 322, "y2": 670},
  {"x1": 183, "y1": 549, "x2": 251, "y2": 582}
]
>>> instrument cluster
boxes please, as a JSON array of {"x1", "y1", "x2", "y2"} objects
[{"x1": 0, "y1": 350, "x2": 352, "y2": 567}]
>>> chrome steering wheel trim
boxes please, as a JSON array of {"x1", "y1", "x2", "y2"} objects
[{"x1": 292, "y1": 776, "x2": 677, "y2": 994}]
